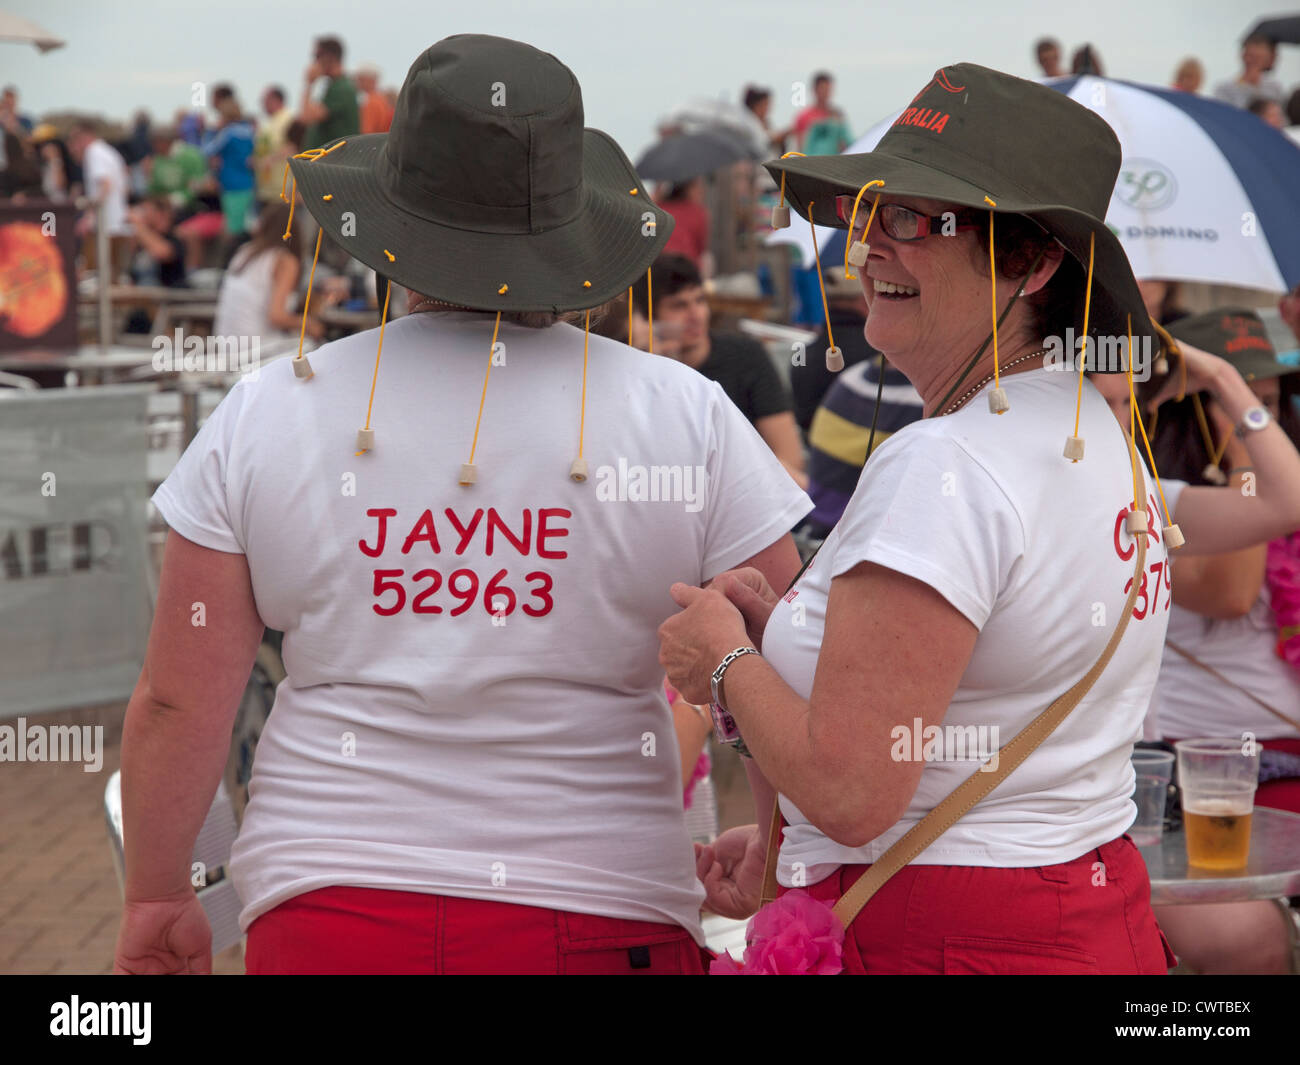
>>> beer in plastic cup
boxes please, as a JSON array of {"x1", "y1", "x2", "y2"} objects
[{"x1": 1174, "y1": 738, "x2": 1260, "y2": 870}]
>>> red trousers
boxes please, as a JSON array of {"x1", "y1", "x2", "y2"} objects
[
  {"x1": 781, "y1": 835, "x2": 1177, "y2": 974},
  {"x1": 245, "y1": 886, "x2": 709, "y2": 975}
]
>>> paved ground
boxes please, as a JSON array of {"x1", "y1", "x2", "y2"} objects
[
  {"x1": 1, "y1": 700, "x2": 753, "y2": 976},
  {"x1": 0, "y1": 701, "x2": 242, "y2": 975}
]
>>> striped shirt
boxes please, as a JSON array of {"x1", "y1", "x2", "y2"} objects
[{"x1": 805, "y1": 357, "x2": 924, "y2": 533}]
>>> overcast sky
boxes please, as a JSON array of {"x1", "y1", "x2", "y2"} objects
[{"x1": 4, "y1": 0, "x2": 1294, "y2": 158}]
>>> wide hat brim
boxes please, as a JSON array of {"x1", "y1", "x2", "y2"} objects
[
  {"x1": 1168, "y1": 307, "x2": 1300, "y2": 382},
  {"x1": 289, "y1": 129, "x2": 673, "y2": 313},
  {"x1": 766, "y1": 151, "x2": 1161, "y2": 371}
]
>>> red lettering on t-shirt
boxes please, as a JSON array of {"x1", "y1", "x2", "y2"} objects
[
  {"x1": 444, "y1": 508, "x2": 484, "y2": 555},
  {"x1": 537, "y1": 508, "x2": 571, "y2": 559},
  {"x1": 1113, "y1": 504, "x2": 1134, "y2": 561},
  {"x1": 359, "y1": 508, "x2": 396, "y2": 558},
  {"x1": 400, "y1": 510, "x2": 441, "y2": 554},
  {"x1": 485, "y1": 508, "x2": 532, "y2": 556}
]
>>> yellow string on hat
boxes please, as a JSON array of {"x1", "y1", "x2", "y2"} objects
[
  {"x1": 570, "y1": 308, "x2": 592, "y2": 482},
  {"x1": 291, "y1": 228, "x2": 323, "y2": 380},
  {"x1": 1126, "y1": 314, "x2": 1183, "y2": 548},
  {"x1": 460, "y1": 311, "x2": 502, "y2": 486},
  {"x1": 775, "y1": 152, "x2": 805, "y2": 206},
  {"x1": 1152, "y1": 321, "x2": 1187, "y2": 403},
  {"x1": 1191, "y1": 393, "x2": 1232, "y2": 480},
  {"x1": 354, "y1": 279, "x2": 392, "y2": 455},
  {"x1": 843, "y1": 180, "x2": 884, "y2": 280},
  {"x1": 771, "y1": 151, "x2": 805, "y2": 228},
  {"x1": 280, "y1": 140, "x2": 348, "y2": 240},
  {"x1": 1127, "y1": 332, "x2": 1141, "y2": 507},
  {"x1": 984, "y1": 197, "x2": 1010, "y2": 415},
  {"x1": 808, "y1": 202, "x2": 843, "y2": 372},
  {"x1": 1063, "y1": 232, "x2": 1096, "y2": 460},
  {"x1": 646, "y1": 267, "x2": 653, "y2": 355}
]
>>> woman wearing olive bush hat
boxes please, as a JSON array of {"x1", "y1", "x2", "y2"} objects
[
  {"x1": 660, "y1": 63, "x2": 1300, "y2": 975},
  {"x1": 115, "y1": 34, "x2": 810, "y2": 975},
  {"x1": 1135, "y1": 308, "x2": 1300, "y2": 976}
]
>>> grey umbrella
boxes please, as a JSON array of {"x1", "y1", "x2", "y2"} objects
[
  {"x1": 1247, "y1": 14, "x2": 1300, "y2": 45},
  {"x1": 635, "y1": 128, "x2": 759, "y2": 184}
]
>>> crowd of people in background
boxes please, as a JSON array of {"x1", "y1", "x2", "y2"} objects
[{"x1": 6, "y1": 23, "x2": 1300, "y2": 977}]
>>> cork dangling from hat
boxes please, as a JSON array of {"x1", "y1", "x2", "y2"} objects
[{"x1": 282, "y1": 34, "x2": 675, "y2": 484}]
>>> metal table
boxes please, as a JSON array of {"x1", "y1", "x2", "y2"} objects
[{"x1": 1138, "y1": 807, "x2": 1300, "y2": 904}]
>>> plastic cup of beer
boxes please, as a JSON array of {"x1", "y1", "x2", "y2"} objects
[
  {"x1": 1129, "y1": 749, "x2": 1174, "y2": 846},
  {"x1": 1174, "y1": 738, "x2": 1260, "y2": 870}
]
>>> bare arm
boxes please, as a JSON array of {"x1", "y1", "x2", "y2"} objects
[
  {"x1": 121, "y1": 531, "x2": 264, "y2": 903},
  {"x1": 267, "y1": 249, "x2": 303, "y2": 332},
  {"x1": 661, "y1": 560, "x2": 977, "y2": 847},
  {"x1": 1155, "y1": 346, "x2": 1300, "y2": 555},
  {"x1": 670, "y1": 696, "x2": 712, "y2": 784},
  {"x1": 754, "y1": 411, "x2": 808, "y2": 490},
  {"x1": 130, "y1": 219, "x2": 177, "y2": 264},
  {"x1": 1170, "y1": 494, "x2": 1267, "y2": 619}
]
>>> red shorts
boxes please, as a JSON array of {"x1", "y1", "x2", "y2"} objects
[
  {"x1": 244, "y1": 886, "x2": 709, "y2": 975},
  {"x1": 780, "y1": 835, "x2": 1177, "y2": 974}
]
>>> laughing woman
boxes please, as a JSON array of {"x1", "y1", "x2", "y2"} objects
[{"x1": 659, "y1": 64, "x2": 1300, "y2": 974}]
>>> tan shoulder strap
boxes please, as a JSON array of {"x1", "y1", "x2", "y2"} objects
[
  {"x1": 1165, "y1": 638, "x2": 1300, "y2": 732},
  {"x1": 756, "y1": 434, "x2": 1153, "y2": 929}
]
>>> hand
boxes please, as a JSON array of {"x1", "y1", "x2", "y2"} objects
[
  {"x1": 710, "y1": 567, "x2": 779, "y2": 649},
  {"x1": 320, "y1": 276, "x2": 349, "y2": 306},
  {"x1": 1147, "y1": 341, "x2": 1233, "y2": 413},
  {"x1": 658, "y1": 583, "x2": 748, "y2": 704},
  {"x1": 696, "y1": 825, "x2": 766, "y2": 918},
  {"x1": 114, "y1": 891, "x2": 212, "y2": 974},
  {"x1": 305, "y1": 62, "x2": 322, "y2": 83}
]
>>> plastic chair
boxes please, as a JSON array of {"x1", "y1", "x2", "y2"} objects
[{"x1": 104, "y1": 769, "x2": 244, "y2": 955}]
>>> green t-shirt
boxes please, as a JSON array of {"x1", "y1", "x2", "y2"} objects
[
  {"x1": 305, "y1": 76, "x2": 360, "y2": 149},
  {"x1": 148, "y1": 143, "x2": 208, "y2": 206}
]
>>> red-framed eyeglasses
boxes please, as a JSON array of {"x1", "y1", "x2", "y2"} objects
[{"x1": 834, "y1": 196, "x2": 984, "y2": 242}]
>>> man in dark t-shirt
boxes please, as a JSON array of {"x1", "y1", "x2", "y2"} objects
[
  {"x1": 632, "y1": 254, "x2": 806, "y2": 488},
  {"x1": 128, "y1": 196, "x2": 187, "y2": 288}
]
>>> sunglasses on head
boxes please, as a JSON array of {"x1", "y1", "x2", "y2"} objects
[{"x1": 834, "y1": 196, "x2": 984, "y2": 242}]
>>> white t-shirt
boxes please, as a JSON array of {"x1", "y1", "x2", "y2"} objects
[
  {"x1": 1150, "y1": 476, "x2": 1300, "y2": 741},
  {"x1": 82, "y1": 139, "x2": 131, "y2": 237},
  {"x1": 761, "y1": 367, "x2": 1175, "y2": 885},
  {"x1": 213, "y1": 245, "x2": 309, "y2": 358},
  {"x1": 151, "y1": 311, "x2": 810, "y2": 941}
]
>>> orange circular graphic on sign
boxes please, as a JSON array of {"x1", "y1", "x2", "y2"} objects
[{"x1": 0, "y1": 222, "x2": 68, "y2": 338}]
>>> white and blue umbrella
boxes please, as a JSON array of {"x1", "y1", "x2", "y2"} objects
[{"x1": 771, "y1": 76, "x2": 1300, "y2": 293}]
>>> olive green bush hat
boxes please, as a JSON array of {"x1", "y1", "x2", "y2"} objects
[
  {"x1": 1169, "y1": 307, "x2": 1299, "y2": 382},
  {"x1": 766, "y1": 62, "x2": 1161, "y2": 367},
  {"x1": 288, "y1": 34, "x2": 672, "y2": 313}
]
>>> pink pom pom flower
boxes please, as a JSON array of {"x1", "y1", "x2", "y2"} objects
[
  {"x1": 709, "y1": 890, "x2": 845, "y2": 975},
  {"x1": 1267, "y1": 535, "x2": 1300, "y2": 671}
]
